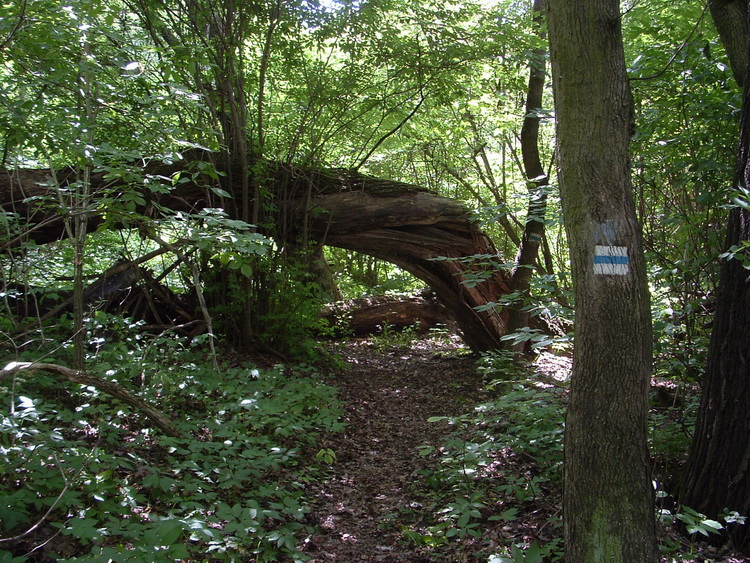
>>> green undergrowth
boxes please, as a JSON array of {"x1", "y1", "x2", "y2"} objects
[
  {"x1": 0, "y1": 321, "x2": 345, "y2": 562},
  {"x1": 405, "y1": 351, "x2": 567, "y2": 562},
  {"x1": 403, "y1": 349, "x2": 719, "y2": 562}
]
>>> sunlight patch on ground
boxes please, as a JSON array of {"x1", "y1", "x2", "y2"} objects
[{"x1": 533, "y1": 352, "x2": 572, "y2": 384}]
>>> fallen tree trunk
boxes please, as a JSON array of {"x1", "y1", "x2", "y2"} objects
[
  {"x1": 286, "y1": 174, "x2": 510, "y2": 350},
  {"x1": 21, "y1": 256, "x2": 199, "y2": 333},
  {"x1": 322, "y1": 294, "x2": 454, "y2": 336},
  {"x1": 0, "y1": 156, "x2": 511, "y2": 351}
]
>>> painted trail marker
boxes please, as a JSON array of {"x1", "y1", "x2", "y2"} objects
[{"x1": 594, "y1": 245, "x2": 629, "y2": 275}]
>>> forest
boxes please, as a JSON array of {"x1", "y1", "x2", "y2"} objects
[{"x1": 1, "y1": 0, "x2": 749, "y2": 561}]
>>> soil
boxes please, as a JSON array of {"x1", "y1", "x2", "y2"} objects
[
  {"x1": 295, "y1": 335, "x2": 559, "y2": 563},
  {"x1": 292, "y1": 335, "x2": 749, "y2": 563}
]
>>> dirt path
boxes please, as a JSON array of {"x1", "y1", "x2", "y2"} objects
[
  {"x1": 299, "y1": 337, "x2": 486, "y2": 562},
  {"x1": 292, "y1": 337, "x2": 750, "y2": 563}
]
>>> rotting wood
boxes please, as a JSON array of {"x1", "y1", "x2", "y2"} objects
[
  {"x1": 321, "y1": 294, "x2": 454, "y2": 336},
  {"x1": 1, "y1": 157, "x2": 512, "y2": 351},
  {"x1": 21, "y1": 262, "x2": 195, "y2": 331}
]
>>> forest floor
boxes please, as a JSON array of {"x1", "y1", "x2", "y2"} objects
[
  {"x1": 7, "y1": 329, "x2": 747, "y2": 561},
  {"x1": 295, "y1": 334, "x2": 565, "y2": 563},
  {"x1": 292, "y1": 333, "x2": 748, "y2": 563}
]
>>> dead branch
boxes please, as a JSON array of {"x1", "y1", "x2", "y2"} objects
[{"x1": 2, "y1": 361, "x2": 185, "y2": 438}]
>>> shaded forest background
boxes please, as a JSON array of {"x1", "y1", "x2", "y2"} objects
[{"x1": 1, "y1": 0, "x2": 748, "y2": 561}]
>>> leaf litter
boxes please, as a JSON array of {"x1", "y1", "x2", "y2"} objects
[
  {"x1": 297, "y1": 335, "x2": 563, "y2": 562},
  {"x1": 295, "y1": 334, "x2": 747, "y2": 563}
]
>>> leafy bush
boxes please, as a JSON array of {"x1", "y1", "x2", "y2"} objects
[
  {"x1": 405, "y1": 353, "x2": 566, "y2": 558},
  {"x1": 0, "y1": 327, "x2": 344, "y2": 562}
]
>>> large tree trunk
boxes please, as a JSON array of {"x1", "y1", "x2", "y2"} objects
[
  {"x1": 294, "y1": 171, "x2": 510, "y2": 351},
  {"x1": 708, "y1": 0, "x2": 748, "y2": 88},
  {"x1": 681, "y1": 207, "x2": 750, "y2": 551},
  {"x1": 547, "y1": 0, "x2": 657, "y2": 561},
  {"x1": 0, "y1": 159, "x2": 510, "y2": 352},
  {"x1": 681, "y1": 6, "x2": 750, "y2": 549}
]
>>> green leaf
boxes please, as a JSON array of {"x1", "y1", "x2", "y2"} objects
[
  {"x1": 0, "y1": 549, "x2": 32, "y2": 563},
  {"x1": 64, "y1": 518, "x2": 104, "y2": 544},
  {"x1": 0, "y1": 506, "x2": 31, "y2": 533},
  {"x1": 145, "y1": 518, "x2": 185, "y2": 545},
  {"x1": 501, "y1": 508, "x2": 519, "y2": 521},
  {"x1": 525, "y1": 542, "x2": 543, "y2": 563},
  {"x1": 427, "y1": 416, "x2": 452, "y2": 423},
  {"x1": 210, "y1": 186, "x2": 233, "y2": 198}
]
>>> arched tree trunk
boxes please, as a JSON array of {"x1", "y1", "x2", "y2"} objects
[
  {"x1": 285, "y1": 172, "x2": 510, "y2": 351},
  {"x1": 0, "y1": 159, "x2": 510, "y2": 351}
]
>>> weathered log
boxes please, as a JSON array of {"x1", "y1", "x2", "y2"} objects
[
  {"x1": 281, "y1": 171, "x2": 511, "y2": 350},
  {"x1": 25, "y1": 254, "x2": 196, "y2": 329},
  {"x1": 0, "y1": 156, "x2": 512, "y2": 351},
  {"x1": 322, "y1": 294, "x2": 454, "y2": 336}
]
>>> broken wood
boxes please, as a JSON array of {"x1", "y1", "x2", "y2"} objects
[
  {"x1": 23, "y1": 259, "x2": 197, "y2": 330},
  {"x1": 1, "y1": 156, "x2": 512, "y2": 351},
  {"x1": 322, "y1": 294, "x2": 454, "y2": 336}
]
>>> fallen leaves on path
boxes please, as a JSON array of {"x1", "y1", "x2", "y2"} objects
[{"x1": 298, "y1": 336, "x2": 563, "y2": 562}]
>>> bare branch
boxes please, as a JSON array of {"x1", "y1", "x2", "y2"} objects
[{"x1": 1, "y1": 361, "x2": 185, "y2": 438}]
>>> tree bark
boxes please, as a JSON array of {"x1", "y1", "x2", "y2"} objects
[
  {"x1": 503, "y1": 0, "x2": 550, "y2": 353},
  {"x1": 547, "y1": 0, "x2": 657, "y2": 560},
  {"x1": 0, "y1": 160, "x2": 510, "y2": 352},
  {"x1": 708, "y1": 0, "x2": 748, "y2": 88},
  {"x1": 681, "y1": 6, "x2": 750, "y2": 549},
  {"x1": 681, "y1": 208, "x2": 750, "y2": 552},
  {"x1": 301, "y1": 182, "x2": 510, "y2": 351}
]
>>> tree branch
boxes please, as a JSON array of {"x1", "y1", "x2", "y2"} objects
[
  {"x1": 1, "y1": 361, "x2": 185, "y2": 438},
  {"x1": 355, "y1": 90, "x2": 426, "y2": 170}
]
